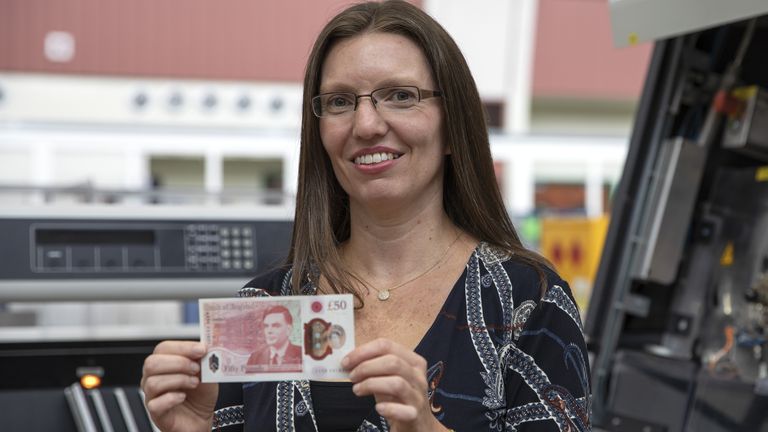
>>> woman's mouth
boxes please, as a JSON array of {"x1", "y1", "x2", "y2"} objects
[{"x1": 353, "y1": 152, "x2": 401, "y2": 166}]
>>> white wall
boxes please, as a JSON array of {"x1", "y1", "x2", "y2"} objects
[
  {"x1": 55, "y1": 151, "x2": 129, "y2": 188},
  {"x1": 425, "y1": 0, "x2": 538, "y2": 133},
  {"x1": 0, "y1": 148, "x2": 31, "y2": 182},
  {"x1": 0, "y1": 73, "x2": 302, "y2": 129}
]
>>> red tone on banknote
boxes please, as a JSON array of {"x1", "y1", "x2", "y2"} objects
[{"x1": 200, "y1": 294, "x2": 354, "y2": 382}]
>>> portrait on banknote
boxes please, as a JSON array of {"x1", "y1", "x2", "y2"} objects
[{"x1": 245, "y1": 304, "x2": 302, "y2": 373}]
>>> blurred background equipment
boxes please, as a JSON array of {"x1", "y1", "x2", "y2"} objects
[
  {"x1": 610, "y1": 0, "x2": 768, "y2": 47},
  {"x1": 587, "y1": 2, "x2": 768, "y2": 431}
]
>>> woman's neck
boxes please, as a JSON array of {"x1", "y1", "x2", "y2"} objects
[{"x1": 341, "y1": 198, "x2": 459, "y2": 286}]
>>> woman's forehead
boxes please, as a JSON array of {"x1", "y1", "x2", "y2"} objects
[{"x1": 319, "y1": 32, "x2": 433, "y2": 92}]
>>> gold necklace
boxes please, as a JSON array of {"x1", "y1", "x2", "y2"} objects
[{"x1": 351, "y1": 231, "x2": 463, "y2": 301}]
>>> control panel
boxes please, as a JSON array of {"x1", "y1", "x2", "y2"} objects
[
  {"x1": 31, "y1": 222, "x2": 261, "y2": 274},
  {"x1": 0, "y1": 206, "x2": 293, "y2": 300}
]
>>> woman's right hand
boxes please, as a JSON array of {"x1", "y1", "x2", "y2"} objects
[{"x1": 141, "y1": 341, "x2": 218, "y2": 432}]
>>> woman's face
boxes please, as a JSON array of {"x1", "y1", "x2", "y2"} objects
[{"x1": 318, "y1": 32, "x2": 446, "y2": 213}]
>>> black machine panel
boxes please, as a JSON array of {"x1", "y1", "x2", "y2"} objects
[{"x1": 0, "y1": 218, "x2": 291, "y2": 279}]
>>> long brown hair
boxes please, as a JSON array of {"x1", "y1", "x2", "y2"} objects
[{"x1": 288, "y1": 0, "x2": 551, "y2": 299}]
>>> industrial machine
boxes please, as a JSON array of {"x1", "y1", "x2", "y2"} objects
[
  {"x1": 0, "y1": 205, "x2": 293, "y2": 431},
  {"x1": 588, "y1": 3, "x2": 768, "y2": 431}
]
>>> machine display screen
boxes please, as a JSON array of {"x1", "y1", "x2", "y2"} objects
[{"x1": 36, "y1": 229, "x2": 156, "y2": 245}]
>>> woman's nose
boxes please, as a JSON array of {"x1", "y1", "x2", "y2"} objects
[{"x1": 352, "y1": 98, "x2": 388, "y2": 140}]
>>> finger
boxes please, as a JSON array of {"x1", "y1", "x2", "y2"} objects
[
  {"x1": 153, "y1": 340, "x2": 207, "y2": 359},
  {"x1": 142, "y1": 353, "x2": 201, "y2": 381},
  {"x1": 145, "y1": 391, "x2": 187, "y2": 420},
  {"x1": 375, "y1": 401, "x2": 419, "y2": 422},
  {"x1": 142, "y1": 374, "x2": 200, "y2": 401},
  {"x1": 342, "y1": 338, "x2": 422, "y2": 370},
  {"x1": 348, "y1": 354, "x2": 416, "y2": 383},
  {"x1": 352, "y1": 376, "x2": 422, "y2": 403}
]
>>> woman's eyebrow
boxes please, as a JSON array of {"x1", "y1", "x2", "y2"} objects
[
  {"x1": 374, "y1": 78, "x2": 420, "y2": 88},
  {"x1": 318, "y1": 77, "x2": 423, "y2": 93},
  {"x1": 318, "y1": 83, "x2": 356, "y2": 94}
]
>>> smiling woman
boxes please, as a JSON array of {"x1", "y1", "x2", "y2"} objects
[
  {"x1": 318, "y1": 32, "x2": 447, "y2": 215},
  {"x1": 140, "y1": 1, "x2": 591, "y2": 431}
]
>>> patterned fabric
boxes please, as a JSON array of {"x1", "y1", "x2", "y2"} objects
[
  {"x1": 276, "y1": 381, "x2": 295, "y2": 431},
  {"x1": 542, "y1": 285, "x2": 584, "y2": 332},
  {"x1": 213, "y1": 405, "x2": 245, "y2": 429},
  {"x1": 214, "y1": 242, "x2": 591, "y2": 431},
  {"x1": 294, "y1": 380, "x2": 318, "y2": 428}
]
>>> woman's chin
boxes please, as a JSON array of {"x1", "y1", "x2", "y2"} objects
[{"x1": 351, "y1": 192, "x2": 404, "y2": 209}]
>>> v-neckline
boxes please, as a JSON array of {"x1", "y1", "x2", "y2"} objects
[
  {"x1": 306, "y1": 242, "x2": 484, "y2": 352},
  {"x1": 412, "y1": 242, "x2": 481, "y2": 354}
]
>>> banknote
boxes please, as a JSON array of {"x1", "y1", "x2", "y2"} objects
[{"x1": 199, "y1": 294, "x2": 355, "y2": 382}]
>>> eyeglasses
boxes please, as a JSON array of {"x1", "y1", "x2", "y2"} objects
[{"x1": 311, "y1": 86, "x2": 442, "y2": 118}]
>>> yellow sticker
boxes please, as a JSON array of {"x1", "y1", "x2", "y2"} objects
[
  {"x1": 732, "y1": 85, "x2": 758, "y2": 100},
  {"x1": 756, "y1": 166, "x2": 768, "y2": 182},
  {"x1": 628, "y1": 33, "x2": 639, "y2": 46},
  {"x1": 720, "y1": 242, "x2": 734, "y2": 266}
]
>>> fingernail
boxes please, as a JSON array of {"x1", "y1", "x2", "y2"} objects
[
  {"x1": 192, "y1": 344, "x2": 206, "y2": 356},
  {"x1": 190, "y1": 362, "x2": 200, "y2": 373},
  {"x1": 341, "y1": 356, "x2": 349, "y2": 368},
  {"x1": 352, "y1": 384, "x2": 359, "y2": 395}
]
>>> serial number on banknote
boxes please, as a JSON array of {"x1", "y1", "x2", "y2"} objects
[{"x1": 199, "y1": 294, "x2": 355, "y2": 383}]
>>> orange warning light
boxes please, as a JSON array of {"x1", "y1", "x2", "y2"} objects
[{"x1": 80, "y1": 374, "x2": 102, "y2": 389}]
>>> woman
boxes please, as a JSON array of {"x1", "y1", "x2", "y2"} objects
[{"x1": 141, "y1": 1, "x2": 591, "y2": 431}]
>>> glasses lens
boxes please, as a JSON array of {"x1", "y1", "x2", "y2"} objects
[
  {"x1": 311, "y1": 96, "x2": 324, "y2": 117},
  {"x1": 374, "y1": 87, "x2": 419, "y2": 110},
  {"x1": 321, "y1": 93, "x2": 356, "y2": 116}
]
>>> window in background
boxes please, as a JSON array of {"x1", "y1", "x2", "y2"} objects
[
  {"x1": 222, "y1": 158, "x2": 283, "y2": 205},
  {"x1": 483, "y1": 101, "x2": 504, "y2": 131},
  {"x1": 534, "y1": 182, "x2": 612, "y2": 215},
  {"x1": 149, "y1": 156, "x2": 205, "y2": 205}
]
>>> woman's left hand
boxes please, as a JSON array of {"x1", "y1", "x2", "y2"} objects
[{"x1": 343, "y1": 338, "x2": 449, "y2": 432}]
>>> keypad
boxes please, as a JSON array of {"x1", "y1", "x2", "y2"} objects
[{"x1": 184, "y1": 224, "x2": 255, "y2": 271}]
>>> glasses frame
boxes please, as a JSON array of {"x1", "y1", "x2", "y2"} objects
[{"x1": 311, "y1": 85, "x2": 442, "y2": 118}]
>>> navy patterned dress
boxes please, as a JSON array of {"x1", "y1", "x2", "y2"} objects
[{"x1": 212, "y1": 242, "x2": 591, "y2": 431}]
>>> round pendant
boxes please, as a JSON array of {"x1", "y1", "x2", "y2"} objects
[{"x1": 377, "y1": 290, "x2": 391, "y2": 301}]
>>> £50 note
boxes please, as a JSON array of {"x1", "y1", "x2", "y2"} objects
[{"x1": 199, "y1": 294, "x2": 354, "y2": 382}]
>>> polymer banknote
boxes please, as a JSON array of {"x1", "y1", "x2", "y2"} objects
[{"x1": 199, "y1": 294, "x2": 354, "y2": 382}]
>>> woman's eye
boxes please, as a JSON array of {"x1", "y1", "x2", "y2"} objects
[
  {"x1": 394, "y1": 91, "x2": 412, "y2": 101},
  {"x1": 384, "y1": 89, "x2": 416, "y2": 103},
  {"x1": 325, "y1": 94, "x2": 354, "y2": 111},
  {"x1": 327, "y1": 95, "x2": 352, "y2": 108}
]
